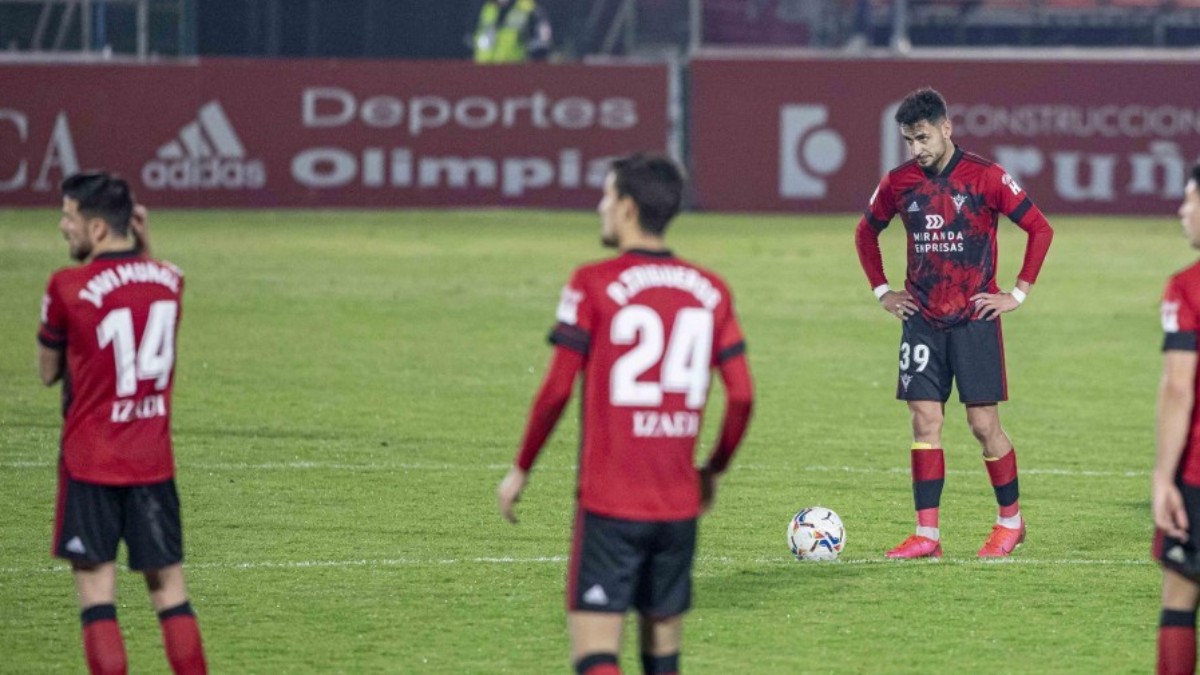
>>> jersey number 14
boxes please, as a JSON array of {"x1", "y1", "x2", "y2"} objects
[{"x1": 96, "y1": 300, "x2": 178, "y2": 397}]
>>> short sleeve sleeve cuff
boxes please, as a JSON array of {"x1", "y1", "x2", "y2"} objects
[
  {"x1": 1164, "y1": 331, "x2": 1198, "y2": 352},
  {"x1": 716, "y1": 341, "x2": 746, "y2": 364},
  {"x1": 548, "y1": 322, "x2": 591, "y2": 355},
  {"x1": 37, "y1": 330, "x2": 66, "y2": 350}
]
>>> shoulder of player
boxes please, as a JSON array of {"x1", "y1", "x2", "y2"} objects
[
  {"x1": 46, "y1": 264, "x2": 79, "y2": 285},
  {"x1": 662, "y1": 255, "x2": 738, "y2": 307},
  {"x1": 888, "y1": 159, "x2": 921, "y2": 180},
  {"x1": 671, "y1": 255, "x2": 730, "y2": 289},
  {"x1": 568, "y1": 256, "x2": 618, "y2": 282},
  {"x1": 1171, "y1": 260, "x2": 1200, "y2": 291},
  {"x1": 59, "y1": 256, "x2": 186, "y2": 292},
  {"x1": 582, "y1": 254, "x2": 732, "y2": 293},
  {"x1": 958, "y1": 150, "x2": 996, "y2": 170},
  {"x1": 155, "y1": 258, "x2": 185, "y2": 278}
]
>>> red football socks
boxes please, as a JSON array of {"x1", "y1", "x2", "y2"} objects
[
  {"x1": 81, "y1": 604, "x2": 127, "y2": 675},
  {"x1": 158, "y1": 602, "x2": 207, "y2": 675},
  {"x1": 911, "y1": 443, "x2": 944, "y2": 537},
  {"x1": 984, "y1": 449, "x2": 1021, "y2": 523},
  {"x1": 1159, "y1": 610, "x2": 1197, "y2": 675}
]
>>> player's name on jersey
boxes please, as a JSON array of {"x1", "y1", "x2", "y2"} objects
[
  {"x1": 79, "y1": 261, "x2": 181, "y2": 309},
  {"x1": 111, "y1": 394, "x2": 168, "y2": 423},
  {"x1": 913, "y1": 230, "x2": 965, "y2": 254},
  {"x1": 632, "y1": 410, "x2": 700, "y2": 439},
  {"x1": 606, "y1": 264, "x2": 722, "y2": 310}
]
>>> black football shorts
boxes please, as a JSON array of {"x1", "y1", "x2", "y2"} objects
[
  {"x1": 54, "y1": 462, "x2": 183, "y2": 571},
  {"x1": 896, "y1": 312, "x2": 1007, "y2": 404},
  {"x1": 568, "y1": 509, "x2": 696, "y2": 618},
  {"x1": 1154, "y1": 482, "x2": 1200, "y2": 578}
]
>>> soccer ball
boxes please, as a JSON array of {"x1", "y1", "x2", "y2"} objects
[{"x1": 787, "y1": 506, "x2": 845, "y2": 561}]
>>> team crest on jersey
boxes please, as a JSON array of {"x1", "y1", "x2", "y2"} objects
[
  {"x1": 1002, "y1": 173, "x2": 1022, "y2": 196},
  {"x1": 952, "y1": 194, "x2": 968, "y2": 213},
  {"x1": 1163, "y1": 300, "x2": 1181, "y2": 333}
]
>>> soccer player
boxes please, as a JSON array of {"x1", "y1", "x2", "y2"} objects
[
  {"x1": 496, "y1": 153, "x2": 754, "y2": 675},
  {"x1": 854, "y1": 88, "x2": 1053, "y2": 559},
  {"x1": 1153, "y1": 164, "x2": 1200, "y2": 675},
  {"x1": 37, "y1": 173, "x2": 207, "y2": 675}
]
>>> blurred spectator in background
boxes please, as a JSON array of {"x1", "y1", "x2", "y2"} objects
[
  {"x1": 844, "y1": 0, "x2": 874, "y2": 49},
  {"x1": 473, "y1": 0, "x2": 553, "y2": 63}
]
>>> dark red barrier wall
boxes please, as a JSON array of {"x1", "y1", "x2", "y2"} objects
[
  {"x1": 0, "y1": 59, "x2": 667, "y2": 208},
  {"x1": 692, "y1": 57, "x2": 1200, "y2": 215}
]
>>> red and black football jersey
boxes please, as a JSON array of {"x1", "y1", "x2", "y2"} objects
[
  {"x1": 857, "y1": 147, "x2": 1053, "y2": 329},
  {"x1": 545, "y1": 249, "x2": 746, "y2": 521},
  {"x1": 38, "y1": 250, "x2": 184, "y2": 485},
  {"x1": 1162, "y1": 261, "x2": 1200, "y2": 486}
]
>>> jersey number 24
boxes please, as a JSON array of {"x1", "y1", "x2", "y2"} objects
[{"x1": 610, "y1": 305, "x2": 712, "y2": 409}]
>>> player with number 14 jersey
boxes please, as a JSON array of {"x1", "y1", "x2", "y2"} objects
[{"x1": 40, "y1": 250, "x2": 183, "y2": 486}]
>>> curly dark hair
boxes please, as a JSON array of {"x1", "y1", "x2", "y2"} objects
[{"x1": 894, "y1": 87, "x2": 948, "y2": 127}]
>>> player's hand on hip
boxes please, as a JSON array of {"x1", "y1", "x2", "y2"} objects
[
  {"x1": 880, "y1": 290, "x2": 917, "y2": 321},
  {"x1": 497, "y1": 466, "x2": 529, "y2": 524},
  {"x1": 970, "y1": 292, "x2": 1020, "y2": 321},
  {"x1": 1154, "y1": 479, "x2": 1190, "y2": 541}
]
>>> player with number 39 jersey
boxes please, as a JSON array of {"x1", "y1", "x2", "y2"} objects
[
  {"x1": 497, "y1": 154, "x2": 753, "y2": 675},
  {"x1": 854, "y1": 88, "x2": 1053, "y2": 563},
  {"x1": 40, "y1": 251, "x2": 183, "y2": 485}
]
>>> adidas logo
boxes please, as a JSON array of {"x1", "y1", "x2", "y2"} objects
[
  {"x1": 582, "y1": 584, "x2": 609, "y2": 606},
  {"x1": 65, "y1": 536, "x2": 86, "y2": 555},
  {"x1": 1168, "y1": 546, "x2": 1188, "y2": 564},
  {"x1": 141, "y1": 100, "x2": 266, "y2": 190},
  {"x1": 907, "y1": 201, "x2": 920, "y2": 213}
]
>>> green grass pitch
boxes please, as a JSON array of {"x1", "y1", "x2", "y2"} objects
[{"x1": 0, "y1": 208, "x2": 1187, "y2": 673}]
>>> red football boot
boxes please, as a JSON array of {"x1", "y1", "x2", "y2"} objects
[
  {"x1": 978, "y1": 522, "x2": 1026, "y2": 558},
  {"x1": 885, "y1": 534, "x2": 942, "y2": 559}
]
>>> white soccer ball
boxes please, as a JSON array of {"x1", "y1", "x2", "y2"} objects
[{"x1": 787, "y1": 506, "x2": 845, "y2": 561}]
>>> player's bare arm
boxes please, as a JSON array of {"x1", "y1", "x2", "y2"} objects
[
  {"x1": 37, "y1": 344, "x2": 64, "y2": 385},
  {"x1": 1155, "y1": 350, "x2": 1197, "y2": 540},
  {"x1": 497, "y1": 466, "x2": 529, "y2": 524},
  {"x1": 698, "y1": 466, "x2": 718, "y2": 515}
]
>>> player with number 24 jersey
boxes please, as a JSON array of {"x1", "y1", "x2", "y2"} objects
[
  {"x1": 535, "y1": 250, "x2": 748, "y2": 521},
  {"x1": 497, "y1": 154, "x2": 753, "y2": 675}
]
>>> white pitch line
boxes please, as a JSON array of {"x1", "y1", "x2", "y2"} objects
[
  {"x1": 0, "y1": 555, "x2": 1152, "y2": 576},
  {"x1": 0, "y1": 460, "x2": 1149, "y2": 478}
]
